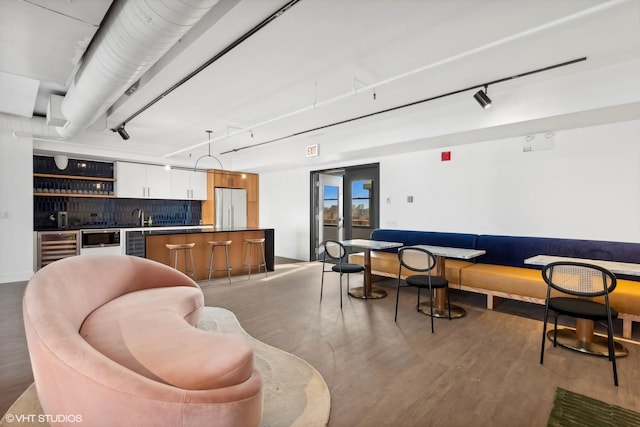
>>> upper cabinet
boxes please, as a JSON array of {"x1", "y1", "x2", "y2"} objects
[
  {"x1": 170, "y1": 169, "x2": 207, "y2": 200},
  {"x1": 116, "y1": 162, "x2": 171, "y2": 199},
  {"x1": 117, "y1": 162, "x2": 207, "y2": 200},
  {"x1": 202, "y1": 169, "x2": 259, "y2": 227}
]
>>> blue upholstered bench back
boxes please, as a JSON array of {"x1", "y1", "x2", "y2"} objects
[
  {"x1": 370, "y1": 229, "x2": 478, "y2": 253},
  {"x1": 475, "y1": 235, "x2": 640, "y2": 270},
  {"x1": 369, "y1": 230, "x2": 640, "y2": 280}
]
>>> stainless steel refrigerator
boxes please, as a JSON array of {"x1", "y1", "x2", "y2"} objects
[{"x1": 215, "y1": 188, "x2": 247, "y2": 229}]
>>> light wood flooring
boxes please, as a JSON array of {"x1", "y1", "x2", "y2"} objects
[{"x1": 2, "y1": 259, "x2": 640, "y2": 426}]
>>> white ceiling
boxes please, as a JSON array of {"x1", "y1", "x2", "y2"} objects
[{"x1": 1, "y1": 0, "x2": 639, "y2": 171}]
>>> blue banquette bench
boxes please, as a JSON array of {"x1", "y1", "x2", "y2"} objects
[{"x1": 348, "y1": 229, "x2": 640, "y2": 338}]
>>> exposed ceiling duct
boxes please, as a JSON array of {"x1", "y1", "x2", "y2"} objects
[
  {"x1": 55, "y1": 0, "x2": 220, "y2": 139},
  {"x1": 0, "y1": 113, "x2": 58, "y2": 139}
]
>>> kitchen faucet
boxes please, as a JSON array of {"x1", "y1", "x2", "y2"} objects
[{"x1": 132, "y1": 208, "x2": 146, "y2": 226}]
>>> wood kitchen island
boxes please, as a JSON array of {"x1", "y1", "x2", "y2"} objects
[{"x1": 143, "y1": 227, "x2": 274, "y2": 281}]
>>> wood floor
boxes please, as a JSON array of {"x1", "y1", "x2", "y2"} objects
[{"x1": 2, "y1": 260, "x2": 640, "y2": 426}]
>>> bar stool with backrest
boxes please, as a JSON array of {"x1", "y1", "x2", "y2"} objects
[
  {"x1": 540, "y1": 261, "x2": 619, "y2": 386},
  {"x1": 320, "y1": 240, "x2": 365, "y2": 309},
  {"x1": 242, "y1": 238, "x2": 267, "y2": 279},
  {"x1": 207, "y1": 240, "x2": 232, "y2": 284},
  {"x1": 165, "y1": 242, "x2": 196, "y2": 280},
  {"x1": 395, "y1": 246, "x2": 450, "y2": 333}
]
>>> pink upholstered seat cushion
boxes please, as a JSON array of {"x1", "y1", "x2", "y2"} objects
[{"x1": 80, "y1": 286, "x2": 255, "y2": 391}]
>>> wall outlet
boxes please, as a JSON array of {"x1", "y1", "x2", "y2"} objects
[{"x1": 0, "y1": 211, "x2": 8, "y2": 220}]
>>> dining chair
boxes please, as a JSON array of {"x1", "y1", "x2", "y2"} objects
[
  {"x1": 395, "y1": 246, "x2": 450, "y2": 333},
  {"x1": 320, "y1": 240, "x2": 365, "y2": 308},
  {"x1": 540, "y1": 261, "x2": 619, "y2": 386}
]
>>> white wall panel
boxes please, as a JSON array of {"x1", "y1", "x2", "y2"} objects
[
  {"x1": 260, "y1": 168, "x2": 310, "y2": 260},
  {"x1": 381, "y1": 120, "x2": 640, "y2": 242},
  {"x1": 0, "y1": 135, "x2": 34, "y2": 283}
]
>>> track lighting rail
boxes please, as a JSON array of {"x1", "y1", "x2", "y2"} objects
[{"x1": 221, "y1": 57, "x2": 587, "y2": 154}]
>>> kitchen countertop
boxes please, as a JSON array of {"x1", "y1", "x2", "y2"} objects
[
  {"x1": 36, "y1": 225, "x2": 274, "y2": 234},
  {"x1": 135, "y1": 226, "x2": 273, "y2": 235},
  {"x1": 36, "y1": 224, "x2": 210, "y2": 232}
]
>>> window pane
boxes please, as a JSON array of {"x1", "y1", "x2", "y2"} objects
[
  {"x1": 323, "y1": 185, "x2": 338, "y2": 225},
  {"x1": 352, "y1": 180, "x2": 370, "y2": 227}
]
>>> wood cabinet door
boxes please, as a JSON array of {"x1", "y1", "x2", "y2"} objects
[{"x1": 247, "y1": 174, "x2": 259, "y2": 202}]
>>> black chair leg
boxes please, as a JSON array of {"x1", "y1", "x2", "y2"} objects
[
  {"x1": 540, "y1": 305, "x2": 549, "y2": 364},
  {"x1": 428, "y1": 287, "x2": 434, "y2": 334},
  {"x1": 320, "y1": 270, "x2": 325, "y2": 302},
  {"x1": 394, "y1": 278, "x2": 401, "y2": 322},
  {"x1": 553, "y1": 315, "x2": 559, "y2": 348},
  {"x1": 607, "y1": 320, "x2": 618, "y2": 386},
  {"x1": 339, "y1": 274, "x2": 343, "y2": 309}
]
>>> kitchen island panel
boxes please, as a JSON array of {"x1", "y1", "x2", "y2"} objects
[{"x1": 145, "y1": 229, "x2": 273, "y2": 280}]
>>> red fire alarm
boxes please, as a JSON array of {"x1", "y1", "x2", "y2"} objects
[{"x1": 441, "y1": 151, "x2": 451, "y2": 161}]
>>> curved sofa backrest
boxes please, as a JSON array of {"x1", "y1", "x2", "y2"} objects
[
  {"x1": 22, "y1": 254, "x2": 201, "y2": 404},
  {"x1": 24, "y1": 254, "x2": 198, "y2": 332}
]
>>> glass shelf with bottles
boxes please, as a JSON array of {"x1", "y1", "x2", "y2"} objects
[{"x1": 33, "y1": 174, "x2": 116, "y2": 197}]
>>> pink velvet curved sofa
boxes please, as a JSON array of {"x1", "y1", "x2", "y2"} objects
[{"x1": 23, "y1": 255, "x2": 263, "y2": 427}]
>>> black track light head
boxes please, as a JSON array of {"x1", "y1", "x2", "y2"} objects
[
  {"x1": 474, "y1": 85, "x2": 492, "y2": 109},
  {"x1": 114, "y1": 124, "x2": 130, "y2": 140}
]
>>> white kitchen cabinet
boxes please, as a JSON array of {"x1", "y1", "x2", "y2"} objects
[
  {"x1": 190, "y1": 171, "x2": 207, "y2": 200},
  {"x1": 116, "y1": 162, "x2": 171, "y2": 199},
  {"x1": 170, "y1": 169, "x2": 207, "y2": 200}
]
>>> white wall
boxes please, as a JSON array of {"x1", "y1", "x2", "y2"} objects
[
  {"x1": 380, "y1": 120, "x2": 640, "y2": 241},
  {"x1": 0, "y1": 135, "x2": 34, "y2": 283},
  {"x1": 259, "y1": 168, "x2": 311, "y2": 259},
  {"x1": 260, "y1": 120, "x2": 640, "y2": 261}
]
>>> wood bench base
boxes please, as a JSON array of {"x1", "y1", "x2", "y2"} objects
[{"x1": 350, "y1": 251, "x2": 639, "y2": 340}]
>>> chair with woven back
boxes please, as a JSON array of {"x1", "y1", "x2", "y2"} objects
[
  {"x1": 320, "y1": 240, "x2": 365, "y2": 309},
  {"x1": 395, "y1": 246, "x2": 451, "y2": 333},
  {"x1": 540, "y1": 261, "x2": 619, "y2": 386}
]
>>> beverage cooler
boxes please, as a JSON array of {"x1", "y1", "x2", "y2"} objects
[{"x1": 36, "y1": 230, "x2": 80, "y2": 270}]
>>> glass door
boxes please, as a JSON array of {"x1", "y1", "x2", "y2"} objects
[
  {"x1": 344, "y1": 164, "x2": 379, "y2": 240},
  {"x1": 310, "y1": 163, "x2": 378, "y2": 261},
  {"x1": 310, "y1": 171, "x2": 344, "y2": 261}
]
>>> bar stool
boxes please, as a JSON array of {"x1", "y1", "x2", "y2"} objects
[
  {"x1": 165, "y1": 243, "x2": 196, "y2": 279},
  {"x1": 242, "y1": 238, "x2": 267, "y2": 279},
  {"x1": 207, "y1": 240, "x2": 232, "y2": 284}
]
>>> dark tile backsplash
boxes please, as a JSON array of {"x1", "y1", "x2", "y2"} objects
[
  {"x1": 35, "y1": 197, "x2": 202, "y2": 230},
  {"x1": 33, "y1": 155, "x2": 203, "y2": 231}
]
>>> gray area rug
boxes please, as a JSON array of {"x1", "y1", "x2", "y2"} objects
[{"x1": 1, "y1": 307, "x2": 331, "y2": 427}]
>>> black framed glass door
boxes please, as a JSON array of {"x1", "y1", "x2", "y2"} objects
[{"x1": 310, "y1": 163, "x2": 379, "y2": 261}]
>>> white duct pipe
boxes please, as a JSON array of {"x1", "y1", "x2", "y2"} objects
[
  {"x1": 0, "y1": 113, "x2": 59, "y2": 138},
  {"x1": 57, "y1": 0, "x2": 219, "y2": 138}
]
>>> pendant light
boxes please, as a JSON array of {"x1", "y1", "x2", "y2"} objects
[{"x1": 194, "y1": 130, "x2": 223, "y2": 170}]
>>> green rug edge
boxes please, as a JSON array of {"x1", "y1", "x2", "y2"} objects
[{"x1": 548, "y1": 387, "x2": 640, "y2": 427}]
